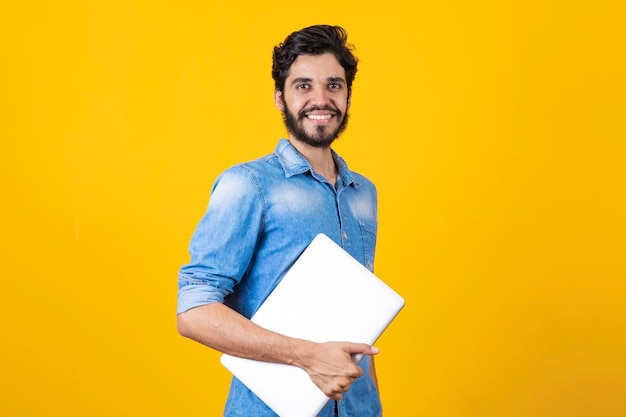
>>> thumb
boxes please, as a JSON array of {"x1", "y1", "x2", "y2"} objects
[
  {"x1": 345, "y1": 343, "x2": 379, "y2": 359},
  {"x1": 350, "y1": 345, "x2": 379, "y2": 365}
]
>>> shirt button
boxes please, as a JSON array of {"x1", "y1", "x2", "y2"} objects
[{"x1": 343, "y1": 233, "x2": 348, "y2": 240}]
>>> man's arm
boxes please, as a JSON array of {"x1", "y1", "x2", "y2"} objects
[{"x1": 177, "y1": 302, "x2": 379, "y2": 400}]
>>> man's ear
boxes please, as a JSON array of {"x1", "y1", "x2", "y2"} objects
[
  {"x1": 274, "y1": 90, "x2": 285, "y2": 111},
  {"x1": 347, "y1": 89, "x2": 352, "y2": 110}
]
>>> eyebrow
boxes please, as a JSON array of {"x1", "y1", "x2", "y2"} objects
[{"x1": 290, "y1": 77, "x2": 346, "y2": 85}]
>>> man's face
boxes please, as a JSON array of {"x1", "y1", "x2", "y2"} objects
[{"x1": 275, "y1": 53, "x2": 350, "y2": 148}]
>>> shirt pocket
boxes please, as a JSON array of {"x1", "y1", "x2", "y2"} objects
[{"x1": 358, "y1": 220, "x2": 377, "y2": 271}]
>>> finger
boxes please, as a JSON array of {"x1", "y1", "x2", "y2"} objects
[
  {"x1": 333, "y1": 387, "x2": 347, "y2": 400},
  {"x1": 343, "y1": 364, "x2": 363, "y2": 379},
  {"x1": 327, "y1": 381, "x2": 352, "y2": 400},
  {"x1": 345, "y1": 343, "x2": 380, "y2": 355},
  {"x1": 325, "y1": 389, "x2": 343, "y2": 400}
]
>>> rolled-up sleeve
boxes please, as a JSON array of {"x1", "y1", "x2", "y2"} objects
[{"x1": 177, "y1": 165, "x2": 264, "y2": 314}]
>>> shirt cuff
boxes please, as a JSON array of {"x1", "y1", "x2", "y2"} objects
[{"x1": 176, "y1": 276, "x2": 228, "y2": 314}]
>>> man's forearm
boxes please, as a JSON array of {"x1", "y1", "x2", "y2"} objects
[
  {"x1": 177, "y1": 302, "x2": 308, "y2": 365},
  {"x1": 177, "y1": 302, "x2": 380, "y2": 400}
]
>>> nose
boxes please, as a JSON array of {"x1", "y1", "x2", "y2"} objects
[{"x1": 310, "y1": 87, "x2": 332, "y2": 107}]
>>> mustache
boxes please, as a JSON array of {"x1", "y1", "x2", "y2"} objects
[{"x1": 297, "y1": 105, "x2": 341, "y2": 119}]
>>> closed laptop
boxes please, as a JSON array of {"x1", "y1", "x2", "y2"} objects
[{"x1": 221, "y1": 233, "x2": 405, "y2": 417}]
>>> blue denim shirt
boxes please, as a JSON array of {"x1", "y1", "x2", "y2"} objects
[{"x1": 178, "y1": 139, "x2": 381, "y2": 417}]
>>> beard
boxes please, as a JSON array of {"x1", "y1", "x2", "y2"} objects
[{"x1": 282, "y1": 103, "x2": 349, "y2": 149}]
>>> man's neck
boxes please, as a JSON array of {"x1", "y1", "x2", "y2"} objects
[{"x1": 288, "y1": 138, "x2": 338, "y2": 186}]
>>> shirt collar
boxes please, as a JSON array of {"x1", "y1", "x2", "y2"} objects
[{"x1": 274, "y1": 138, "x2": 356, "y2": 186}]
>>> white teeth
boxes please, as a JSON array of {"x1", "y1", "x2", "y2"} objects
[{"x1": 307, "y1": 114, "x2": 332, "y2": 120}]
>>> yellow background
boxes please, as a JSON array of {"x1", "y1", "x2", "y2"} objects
[{"x1": 2, "y1": 1, "x2": 625, "y2": 416}]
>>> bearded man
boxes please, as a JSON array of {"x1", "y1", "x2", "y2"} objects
[{"x1": 177, "y1": 25, "x2": 382, "y2": 417}]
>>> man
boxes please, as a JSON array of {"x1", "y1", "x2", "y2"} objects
[{"x1": 177, "y1": 25, "x2": 382, "y2": 417}]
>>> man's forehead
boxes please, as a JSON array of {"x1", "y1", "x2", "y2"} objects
[{"x1": 287, "y1": 53, "x2": 346, "y2": 79}]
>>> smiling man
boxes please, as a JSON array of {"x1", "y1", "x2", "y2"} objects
[
  {"x1": 177, "y1": 25, "x2": 382, "y2": 417},
  {"x1": 278, "y1": 53, "x2": 350, "y2": 149}
]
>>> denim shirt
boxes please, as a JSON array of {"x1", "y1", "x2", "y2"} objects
[{"x1": 178, "y1": 139, "x2": 381, "y2": 417}]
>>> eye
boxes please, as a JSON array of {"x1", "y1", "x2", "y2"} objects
[
  {"x1": 328, "y1": 83, "x2": 341, "y2": 89},
  {"x1": 296, "y1": 83, "x2": 311, "y2": 90}
]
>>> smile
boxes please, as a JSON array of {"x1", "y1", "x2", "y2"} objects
[{"x1": 306, "y1": 114, "x2": 333, "y2": 120}]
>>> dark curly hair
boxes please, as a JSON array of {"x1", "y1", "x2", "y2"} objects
[{"x1": 272, "y1": 25, "x2": 358, "y2": 93}]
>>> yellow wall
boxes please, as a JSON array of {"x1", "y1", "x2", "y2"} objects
[{"x1": 2, "y1": 1, "x2": 625, "y2": 416}]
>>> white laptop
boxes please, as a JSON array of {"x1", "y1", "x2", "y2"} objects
[{"x1": 220, "y1": 233, "x2": 405, "y2": 417}]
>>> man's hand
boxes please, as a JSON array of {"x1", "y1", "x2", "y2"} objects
[{"x1": 295, "y1": 341, "x2": 379, "y2": 400}]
